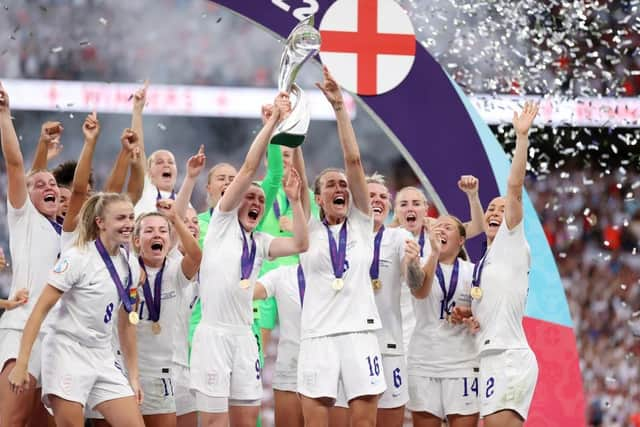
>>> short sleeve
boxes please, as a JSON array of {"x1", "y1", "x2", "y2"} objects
[
  {"x1": 47, "y1": 249, "x2": 85, "y2": 292},
  {"x1": 205, "y1": 202, "x2": 240, "y2": 242},
  {"x1": 257, "y1": 232, "x2": 276, "y2": 262},
  {"x1": 494, "y1": 220, "x2": 528, "y2": 267},
  {"x1": 348, "y1": 205, "x2": 374, "y2": 241},
  {"x1": 7, "y1": 195, "x2": 34, "y2": 223},
  {"x1": 258, "y1": 267, "x2": 284, "y2": 298},
  {"x1": 172, "y1": 255, "x2": 194, "y2": 289}
]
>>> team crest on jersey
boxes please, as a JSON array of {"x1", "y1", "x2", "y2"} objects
[{"x1": 53, "y1": 258, "x2": 70, "y2": 274}]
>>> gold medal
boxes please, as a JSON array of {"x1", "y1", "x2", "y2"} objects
[
  {"x1": 239, "y1": 279, "x2": 251, "y2": 289},
  {"x1": 128, "y1": 311, "x2": 139, "y2": 325},
  {"x1": 151, "y1": 322, "x2": 161, "y2": 335},
  {"x1": 371, "y1": 279, "x2": 382, "y2": 291},
  {"x1": 332, "y1": 278, "x2": 344, "y2": 291},
  {"x1": 470, "y1": 287, "x2": 483, "y2": 300}
]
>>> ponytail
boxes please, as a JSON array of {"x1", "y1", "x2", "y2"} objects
[{"x1": 75, "y1": 192, "x2": 132, "y2": 248}]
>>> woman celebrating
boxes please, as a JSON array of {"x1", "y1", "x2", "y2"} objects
[
  {"x1": 467, "y1": 102, "x2": 540, "y2": 427},
  {"x1": 8, "y1": 193, "x2": 144, "y2": 426},
  {"x1": 296, "y1": 66, "x2": 384, "y2": 427},
  {"x1": 0, "y1": 82, "x2": 63, "y2": 426},
  {"x1": 190, "y1": 92, "x2": 308, "y2": 427},
  {"x1": 131, "y1": 201, "x2": 201, "y2": 426},
  {"x1": 408, "y1": 215, "x2": 479, "y2": 427}
]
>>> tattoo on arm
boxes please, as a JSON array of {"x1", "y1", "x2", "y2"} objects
[{"x1": 407, "y1": 260, "x2": 424, "y2": 290}]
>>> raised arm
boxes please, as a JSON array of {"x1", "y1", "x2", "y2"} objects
[
  {"x1": 0, "y1": 83, "x2": 28, "y2": 209},
  {"x1": 162, "y1": 202, "x2": 202, "y2": 280},
  {"x1": 131, "y1": 81, "x2": 148, "y2": 175},
  {"x1": 506, "y1": 101, "x2": 538, "y2": 230},
  {"x1": 8, "y1": 285, "x2": 62, "y2": 392},
  {"x1": 218, "y1": 93, "x2": 287, "y2": 212},
  {"x1": 268, "y1": 168, "x2": 309, "y2": 258},
  {"x1": 63, "y1": 113, "x2": 99, "y2": 232},
  {"x1": 316, "y1": 66, "x2": 369, "y2": 215},
  {"x1": 411, "y1": 228, "x2": 442, "y2": 299},
  {"x1": 175, "y1": 145, "x2": 206, "y2": 219},
  {"x1": 258, "y1": 104, "x2": 284, "y2": 222},
  {"x1": 31, "y1": 121, "x2": 63, "y2": 171},
  {"x1": 292, "y1": 147, "x2": 311, "y2": 220},
  {"x1": 458, "y1": 175, "x2": 484, "y2": 239}
]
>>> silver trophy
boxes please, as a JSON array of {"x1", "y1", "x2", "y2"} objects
[{"x1": 270, "y1": 17, "x2": 321, "y2": 147}]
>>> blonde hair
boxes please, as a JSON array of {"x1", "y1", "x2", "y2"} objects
[
  {"x1": 365, "y1": 172, "x2": 386, "y2": 186},
  {"x1": 132, "y1": 212, "x2": 171, "y2": 254},
  {"x1": 75, "y1": 193, "x2": 132, "y2": 247},
  {"x1": 26, "y1": 168, "x2": 53, "y2": 188},
  {"x1": 147, "y1": 149, "x2": 175, "y2": 172},
  {"x1": 206, "y1": 162, "x2": 236, "y2": 185},
  {"x1": 391, "y1": 186, "x2": 428, "y2": 226}
]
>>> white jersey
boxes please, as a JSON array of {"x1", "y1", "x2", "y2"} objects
[
  {"x1": 299, "y1": 207, "x2": 380, "y2": 339},
  {"x1": 61, "y1": 229, "x2": 78, "y2": 253},
  {"x1": 399, "y1": 226, "x2": 432, "y2": 353},
  {"x1": 136, "y1": 255, "x2": 191, "y2": 377},
  {"x1": 172, "y1": 265, "x2": 198, "y2": 369},
  {"x1": 0, "y1": 198, "x2": 60, "y2": 330},
  {"x1": 472, "y1": 220, "x2": 531, "y2": 354},
  {"x1": 259, "y1": 265, "x2": 302, "y2": 360},
  {"x1": 372, "y1": 226, "x2": 412, "y2": 356},
  {"x1": 408, "y1": 259, "x2": 478, "y2": 377},
  {"x1": 134, "y1": 175, "x2": 176, "y2": 217},
  {"x1": 47, "y1": 242, "x2": 140, "y2": 348},
  {"x1": 199, "y1": 204, "x2": 274, "y2": 327}
]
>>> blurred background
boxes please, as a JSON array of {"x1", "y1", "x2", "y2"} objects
[{"x1": 2, "y1": 0, "x2": 640, "y2": 425}]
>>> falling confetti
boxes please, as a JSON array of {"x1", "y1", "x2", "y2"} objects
[
  {"x1": 50, "y1": 46, "x2": 63, "y2": 54},
  {"x1": 157, "y1": 123, "x2": 167, "y2": 131},
  {"x1": 99, "y1": 17, "x2": 108, "y2": 26},
  {"x1": 628, "y1": 311, "x2": 640, "y2": 337}
]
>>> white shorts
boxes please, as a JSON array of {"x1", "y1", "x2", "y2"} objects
[
  {"x1": 408, "y1": 375, "x2": 479, "y2": 418},
  {"x1": 273, "y1": 344, "x2": 299, "y2": 392},
  {"x1": 190, "y1": 323, "x2": 262, "y2": 402},
  {"x1": 173, "y1": 364, "x2": 196, "y2": 416},
  {"x1": 378, "y1": 355, "x2": 409, "y2": 409},
  {"x1": 140, "y1": 375, "x2": 176, "y2": 415},
  {"x1": 479, "y1": 349, "x2": 538, "y2": 420},
  {"x1": 297, "y1": 331, "x2": 386, "y2": 402},
  {"x1": 40, "y1": 333, "x2": 133, "y2": 410},
  {"x1": 0, "y1": 328, "x2": 43, "y2": 384}
]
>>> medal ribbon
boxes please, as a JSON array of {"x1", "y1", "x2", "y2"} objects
[
  {"x1": 297, "y1": 264, "x2": 306, "y2": 307},
  {"x1": 369, "y1": 225, "x2": 385, "y2": 281},
  {"x1": 273, "y1": 197, "x2": 290, "y2": 220},
  {"x1": 138, "y1": 257, "x2": 166, "y2": 322},
  {"x1": 95, "y1": 238, "x2": 133, "y2": 313},
  {"x1": 472, "y1": 249, "x2": 489, "y2": 290},
  {"x1": 48, "y1": 218, "x2": 62, "y2": 235},
  {"x1": 435, "y1": 258, "x2": 460, "y2": 315},
  {"x1": 323, "y1": 219, "x2": 348, "y2": 279},
  {"x1": 156, "y1": 188, "x2": 176, "y2": 201},
  {"x1": 418, "y1": 226, "x2": 425, "y2": 257},
  {"x1": 240, "y1": 222, "x2": 257, "y2": 281}
]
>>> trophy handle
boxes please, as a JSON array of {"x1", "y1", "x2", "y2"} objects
[{"x1": 271, "y1": 84, "x2": 310, "y2": 148}]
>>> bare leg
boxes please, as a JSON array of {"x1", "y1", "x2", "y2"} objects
[
  {"x1": 49, "y1": 395, "x2": 84, "y2": 427},
  {"x1": 376, "y1": 406, "x2": 405, "y2": 427},
  {"x1": 200, "y1": 411, "x2": 229, "y2": 427},
  {"x1": 411, "y1": 411, "x2": 443, "y2": 427},
  {"x1": 448, "y1": 413, "x2": 479, "y2": 427},
  {"x1": 143, "y1": 413, "x2": 177, "y2": 427},
  {"x1": 349, "y1": 395, "x2": 379, "y2": 427},
  {"x1": 177, "y1": 411, "x2": 198, "y2": 427},
  {"x1": 0, "y1": 360, "x2": 38, "y2": 427},
  {"x1": 328, "y1": 406, "x2": 350, "y2": 427},
  {"x1": 274, "y1": 390, "x2": 303, "y2": 427},
  {"x1": 483, "y1": 409, "x2": 524, "y2": 427},
  {"x1": 229, "y1": 404, "x2": 260, "y2": 427},
  {"x1": 94, "y1": 396, "x2": 144, "y2": 427},
  {"x1": 300, "y1": 395, "x2": 332, "y2": 427}
]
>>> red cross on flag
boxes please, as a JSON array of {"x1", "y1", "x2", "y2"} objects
[{"x1": 319, "y1": 0, "x2": 416, "y2": 96}]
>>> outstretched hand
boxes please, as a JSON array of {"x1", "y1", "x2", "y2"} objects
[
  {"x1": 513, "y1": 101, "x2": 539, "y2": 138},
  {"x1": 283, "y1": 167, "x2": 302, "y2": 202},
  {"x1": 186, "y1": 145, "x2": 206, "y2": 178},
  {"x1": 82, "y1": 112, "x2": 100, "y2": 144},
  {"x1": 315, "y1": 66, "x2": 344, "y2": 110},
  {"x1": 132, "y1": 80, "x2": 149, "y2": 112}
]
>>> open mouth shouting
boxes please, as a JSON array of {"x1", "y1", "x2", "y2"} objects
[
  {"x1": 333, "y1": 194, "x2": 346, "y2": 206},
  {"x1": 405, "y1": 212, "x2": 418, "y2": 225},
  {"x1": 43, "y1": 192, "x2": 57, "y2": 204},
  {"x1": 150, "y1": 239, "x2": 164, "y2": 255},
  {"x1": 248, "y1": 207, "x2": 260, "y2": 221},
  {"x1": 487, "y1": 218, "x2": 501, "y2": 230},
  {"x1": 372, "y1": 205, "x2": 383, "y2": 215}
]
